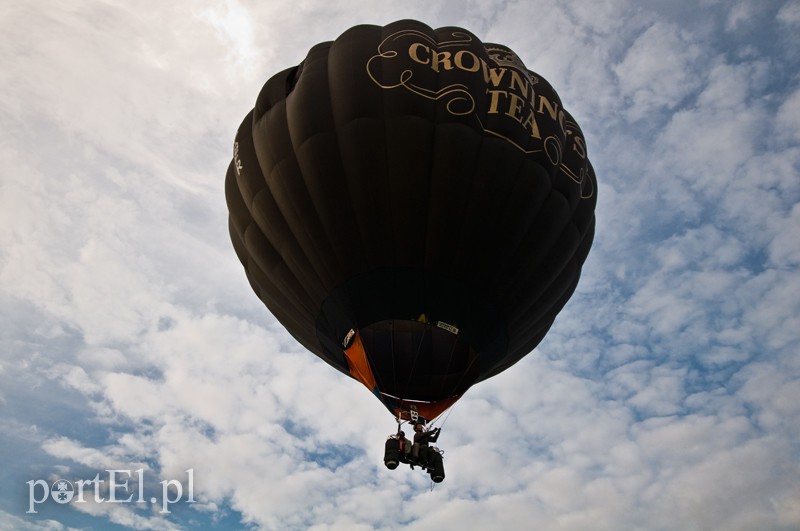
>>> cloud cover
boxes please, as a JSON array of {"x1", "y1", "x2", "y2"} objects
[{"x1": 1, "y1": 0, "x2": 799, "y2": 529}]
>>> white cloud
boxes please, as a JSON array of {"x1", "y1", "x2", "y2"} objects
[
  {"x1": 0, "y1": 511, "x2": 71, "y2": 531},
  {"x1": 776, "y1": 87, "x2": 800, "y2": 144},
  {"x1": 653, "y1": 61, "x2": 769, "y2": 196},
  {"x1": 725, "y1": 1, "x2": 757, "y2": 31},
  {"x1": 614, "y1": 22, "x2": 705, "y2": 120},
  {"x1": 2, "y1": 1, "x2": 800, "y2": 530},
  {"x1": 768, "y1": 202, "x2": 800, "y2": 267},
  {"x1": 777, "y1": 1, "x2": 800, "y2": 26}
]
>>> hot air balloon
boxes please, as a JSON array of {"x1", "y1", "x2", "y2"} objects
[{"x1": 225, "y1": 20, "x2": 597, "y2": 479}]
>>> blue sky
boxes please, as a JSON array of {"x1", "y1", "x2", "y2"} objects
[{"x1": 1, "y1": 1, "x2": 799, "y2": 529}]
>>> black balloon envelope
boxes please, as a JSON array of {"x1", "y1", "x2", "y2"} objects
[{"x1": 226, "y1": 19, "x2": 597, "y2": 423}]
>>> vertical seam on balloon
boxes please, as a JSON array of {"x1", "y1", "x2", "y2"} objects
[
  {"x1": 390, "y1": 320, "x2": 398, "y2": 398},
  {"x1": 248, "y1": 118, "x2": 315, "y2": 306},
  {"x1": 267, "y1": 158, "x2": 329, "y2": 301},
  {"x1": 380, "y1": 24, "x2": 400, "y2": 395},
  {"x1": 328, "y1": 35, "x2": 368, "y2": 274},
  {"x1": 428, "y1": 29, "x2": 447, "y2": 397},
  {"x1": 450, "y1": 40, "x2": 494, "y2": 382},
  {"x1": 381, "y1": 24, "x2": 399, "y2": 267},
  {"x1": 283, "y1": 84, "x2": 338, "y2": 296},
  {"x1": 237, "y1": 115, "x2": 325, "y2": 320},
  {"x1": 325, "y1": 29, "x2": 384, "y2": 384},
  {"x1": 240, "y1": 217, "x2": 316, "y2": 321},
  {"x1": 306, "y1": 44, "x2": 353, "y2": 279}
]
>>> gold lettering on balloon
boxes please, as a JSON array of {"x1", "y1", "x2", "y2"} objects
[
  {"x1": 365, "y1": 29, "x2": 593, "y2": 198},
  {"x1": 233, "y1": 141, "x2": 243, "y2": 175},
  {"x1": 366, "y1": 30, "x2": 475, "y2": 116}
]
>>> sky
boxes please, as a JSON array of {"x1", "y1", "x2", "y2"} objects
[{"x1": 1, "y1": 0, "x2": 799, "y2": 529}]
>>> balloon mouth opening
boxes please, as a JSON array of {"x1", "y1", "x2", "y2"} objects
[
  {"x1": 313, "y1": 266, "x2": 510, "y2": 420},
  {"x1": 342, "y1": 321, "x2": 474, "y2": 422},
  {"x1": 359, "y1": 319, "x2": 479, "y2": 402}
]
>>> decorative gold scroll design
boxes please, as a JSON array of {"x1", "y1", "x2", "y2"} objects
[
  {"x1": 473, "y1": 114, "x2": 562, "y2": 162},
  {"x1": 562, "y1": 118, "x2": 594, "y2": 199},
  {"x1": 366, "y1": 30, "x2": 476, "y2": 116},
  {"x1": 365, "y1": 29, "x2": 595, "y2": 200},
  {"x1": 364, "y1": 30, "x2": 557, "y2": 156}
]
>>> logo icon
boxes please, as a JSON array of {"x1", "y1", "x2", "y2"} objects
[{"x1": 51, "y1": 479, "x2": 74, "y2": 504}]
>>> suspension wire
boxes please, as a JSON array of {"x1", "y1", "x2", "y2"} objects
[
  {"x1": 368, "y1": 353, "x2": 389, "y2": 398},
  {"x1": 390, "y1": 321, "x2": 398, "y2": 396},
  {"x1": 400, "y1": 322, "x2": 429, "y2": 402},
  {"x1": 361, "y1": 326, "x2": 392, "y2": 400},
  {"x1": 436, "y1": 333, "x2": 460, "y2": 398},
  {"x1": 446, "y1": 350, "x2": 481, "y2": 401},
  {"x1": 431, "y1": 401, "x2": 457, "y2": 431}
]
